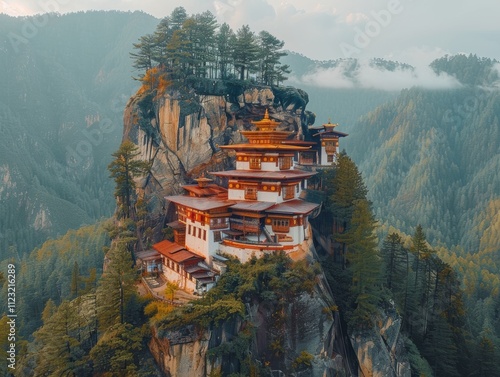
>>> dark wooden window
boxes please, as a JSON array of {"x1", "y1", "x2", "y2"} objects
[{"x1": 249, "y1": 157, "x2": 261, "y2": 169}]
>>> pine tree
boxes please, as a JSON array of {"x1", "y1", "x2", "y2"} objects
[
  {"x1": 216, "y1": 23, "x2": 235, "y2": 79},
  {"x1": 97, "y1": 242, "x2": 138, "y2": 330},
  {"x1": 130, "y1": 34, "x2": 156, "y2": 74},
  {"x1": 41, "y1": 298, "x2": 57, "y2": 324},
  {"x1": 232, "y1": 25, "x2": 259, "y2": 80},
  {"x1": 257, "y1": 31, "x2": 287, "y2": 85},
  {"x1": 346, "y1": 199, "x2": 382, "y2": 327},
  {"x1": 421, "y1": 315, "x2": 459, "y2": 377},
  {"x1": 328, "y1": 152, "x2": 369, "y2": 267},
  {"x1": 90, "y1": 322, "x2": 143, "y2": 376},
  {"x1": 70, "y1": 261, "x2": 80, "y2": 298},
  {"x1": 471, "y1": 336, "x2": 500, "y2": 376},
  {"x1": 33, "y1": 301, "x2": 89, "y2": 376},
  {"x1": 382, "y1": 232, "x2": 405, "y2": 291},
  {"x1": 108, "y1": 141, "x2": 150, "y2": 219},
  {"x1": 410, "y1": 225, "x2": 429, "y2": 292}
]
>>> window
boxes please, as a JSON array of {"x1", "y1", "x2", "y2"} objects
[
  {"x1": 300, "y1": 152, "x2": 315, "y2": 165},
  {"x1": 211, "y1": 218, "x2": 228, "y2": 229},
  {"x1": 282, "y1": 185, "x2": 295, "y2": 199},
  {"x1": 279, "y1": 156, "x2": 292, "y2": 170},
  {"x1": 203, "y1": 229, "x2": 207, "y2": 241},
  {"x1": 249, "y1": 157, "x2": 261, "y2": 169},
  {"x1": 325, "y1": 140, "x2": 338, "y2": 154},
  {"x1": 188, "y1": 224, "x2": 192, "y2": 235},
  {"x1": 272, "y1": 218, "x2": 290, "y2": 232},
  {"x1": 327, "y1": 154, "x2": 334, "y2": 163},
  {"x1": 214, "y1": 231, "x2": 222, "y2": 242},
  {"x1": 245, "y1": 186, "x2": 258, "y2": 200}
]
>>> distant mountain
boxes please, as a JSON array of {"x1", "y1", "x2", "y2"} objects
[
  {"x1": 348, "y1": 54, "x2": 500, "y2": 254},
  {"x1": 0, "y1": 11, "x2": 157, "y2": 256},
  {"x1": 281, "y1": 52, "x2": 403, "y2": 130}
]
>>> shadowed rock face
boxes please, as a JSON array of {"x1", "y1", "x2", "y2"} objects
[{"x1": 351, "y1": 308, "x2": 411, "y2": 377}]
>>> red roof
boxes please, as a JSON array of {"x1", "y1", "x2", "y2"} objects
[
  {"x1": 313, "y1": 131, "x2": 348, "y2": 137},
  {"x1": 211, "y1": 169, "x2": 315, "y2": 180},
  {"x1": 219, "y1": 143, "x2": 310, "y2": 151},
  {"x1": 231, "y1": 201, "x2": 275, "y2": 212},
  {"x1": 182, "y1": 184, "x2": 227, "y2": 197},
  {"x1": 152, "y1": 240, "x2": 204, "y2": 264},
  {"x1": 281, "y1": 140, "x2": 317, "y2": 146},
  {"x1": 153, "y1": 240, "x2": 184, "y2": 255},
  {"x1": 166, "y1": 196, "x2": 235, "y2": 211},
  {"x1": 267, "y1": 199, "x2": 320, "y2": 215},
  {"x1": 168, "y1": 250, "x2": 204, "y2": 264}
]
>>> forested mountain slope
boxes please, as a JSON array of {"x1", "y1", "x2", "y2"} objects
[
  {"x1": 0, "y1": 11, "x2": 157, "y2": 256},
  {"x1": 349, "y1": 54, "x2": 500, "y2": 253}
]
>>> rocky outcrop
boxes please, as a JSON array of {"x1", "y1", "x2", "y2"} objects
[{"x1": 350, "y1": 307, "x2": 411, "y2": 377}]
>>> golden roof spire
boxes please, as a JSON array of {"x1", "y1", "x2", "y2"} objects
[{"x1": 264, "y1": 108, "x2": 269, "y2": 119}]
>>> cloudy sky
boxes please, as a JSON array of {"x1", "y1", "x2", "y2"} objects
[
  {"x1": 2, "y1": 0, "x2": 499, "y2": 91},
  {"x1": 2, "y1": 0, "x2": 499, "y2": 64}
]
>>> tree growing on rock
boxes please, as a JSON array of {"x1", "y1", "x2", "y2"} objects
[{"x1": 108, "y1": 140, "x2": 150, "y2": 219}]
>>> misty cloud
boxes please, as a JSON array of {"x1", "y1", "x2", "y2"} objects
[{"x1": 299, "y1": 59, "x2": 462, "y2": 91}]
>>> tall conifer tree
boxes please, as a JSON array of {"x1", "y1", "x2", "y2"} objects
[{"x1": 108, "y1": 141, "x2": 150, "y2": 219}]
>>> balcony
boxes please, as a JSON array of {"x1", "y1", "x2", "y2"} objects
[
  {"x1": 230, "y1": 218, "x2": 261, "y2": 233},
  {"x1": 210, "y1": 221, "x2": 229, "y2": 230}
]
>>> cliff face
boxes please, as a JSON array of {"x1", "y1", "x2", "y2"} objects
[{"x1": 351, "y1": 308, "x2": 411, "y2": 377}]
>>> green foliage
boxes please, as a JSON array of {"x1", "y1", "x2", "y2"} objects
[
  {"x1": 326, "y1": 152, "x2": 368, "y2": 227},
  {"x1": 32, "y1": 299, "x2": 95, "y2": 376},
  {"x1": 207, "y1": 330, "x2": 252, "y2": 364},
  {"x1": 97, "y1": 242, "x2": 138, "y2": 330},
  {"x1": 291, "y1": 350, "x2": 314, "y2": 370},
  {"x1": 90, "y1": 322, "x2": 143, "y2": 377},
  {"x1": 404, "y1": 337, "x2": 434, "y2": 377},
  {"x1": 430, "y1": 54, "x2": 499, "y2": 86},
  {"x1": 345, "y1": 200, "x2": 382, "y2": 328},
  {"x1": 130, "y1": 8, "x2": 290, "y2": 91},
  {"x1": 0, "y1": 222, "x2": 108, "y2": 338},
  {"x1": 155, "y1": 253, "x2": 318, "y2": 331},
  {"x1": 108, "y1": 141, "x2": 151, "y2": 219}
]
